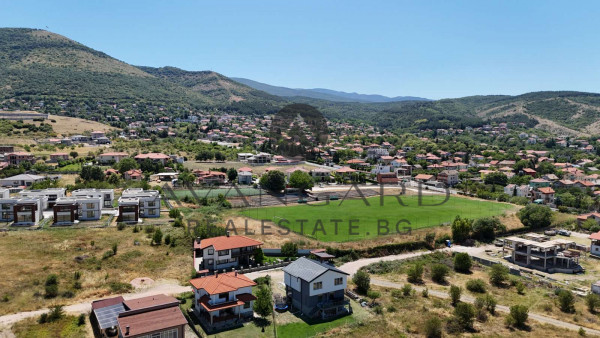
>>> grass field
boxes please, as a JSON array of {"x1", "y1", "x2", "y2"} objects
[{"x1": 240, "y1": 195, "x2": 515, "y2": 242}]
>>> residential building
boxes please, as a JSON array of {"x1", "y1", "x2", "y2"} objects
[
  {"x1": 19, "y1": 188, "x2": 66, "y2": 209},
  {"x1": 12, "y1": 198, "x2": 43, "y2": 226},
  {"x1": 247, "y1": 152, "x2": 272, "y2": 164},
  {"x1": 237, "y1": 171, "x2": 252, "y2": 185},
  {"x1": 529, "y1": 178, "x2": 551, "y2": 189},
  {"x1": 589, "y1": 231, "x2": 600, "y2": 258},
  {"x1": 578, "y1": 212, "x2": 600, "y2": 226},
  {"x1": 193, "y1": 234, "x2": 263, "y2": 272},
  {"x1": 189, "y1": 272, "x2": 256, "y2": 330},
  {"x1": 310, "y1": 168, "x2": 331, "y2": 182},
  {"x1": 503, "y1": 234, "x2": 582, "y2": 273},
  {"x1": 123, "y1": 169, "x2": 143, "y2": 181},
  {"x1": 71, "y1": 188, "x2": 115, "y2": 209},
  {"x1": 504, "y1": 184, "x2": 530, "y2": 198},
  {"x1": 437, "y1": 170, "x2": 459, "y2": 186},
  {"x1": 0, "y1": 174, "x2": 46, "y2": 187},
  {"x1": 97, "y1": 152, "x2": 129, "y2": 164},
  {"x1": 134, "y1": 152, "x2": 171, "y2": 165},
  {"x1": 49, "y1": 153, "x2": 69, "y2": 162},
  {"x1": 367, "y1": 147, "x2": 389, "y2": 160},
  {"x1": 52, "y1": 196, "x2": 102, "y2": 225},
  {"x1": 7, "y1": 152, "x2": 35, "y2": 166},
  {"x1": 414, "y1": 174, "x2": 434, "y2": 182},
  {"x1": 117, "y1": 189, "x2": 161, "y2": 223},
  {"x1": 283, "y1": 257, "x2": 351, "y2": 319},
  {"x1": 533, "y1": 187, "x2": 555, "y2": 205},
  {"x1": 376, "y1": 172, "x2": 398, "y2": 185},
  {"x1": 91, "y1": 294, "x2": 187, "y2": 338}
]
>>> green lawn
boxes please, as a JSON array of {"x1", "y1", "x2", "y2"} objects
[{"x1": 240, "y1": 195, "x2": 515, "y2": 242}]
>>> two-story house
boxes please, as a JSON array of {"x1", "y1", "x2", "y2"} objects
[
  {"x1": 117, "y1": 189, "x2": 161, "y2": 223},
  {"x1": 18, "y1": 188, "x2": 66, "y2": 209},
  {"x1": 12, "y1": 198, "x2": 43, "y2": 226},
  {"x1": 437, "y1": 170, "x2": 459, "y2": 186},
  {"x1": 283, "y1": 257, "x2": 351, "y2": 319},
  {"x1": 189, "y1": 272, "x2": 256, "y2": 330},
  {"x1": 194, "y1": 234, "x2": 263, "y2": 272},
  {"x1": 52, "y1": 196, "x2": 102, "y2": 225},
  {"x1": 71, "y1": 188, "x2": 114, "y2": 209}
]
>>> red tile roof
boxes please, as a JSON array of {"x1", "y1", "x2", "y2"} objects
[
  {"x1": 91, "y1": 296, "x2": 124, "y2": 310},
  {"x1": 590, "y1": 231, "x2": 600, "y2": 241},
  {"x1": 537, "y1": 187, "x2": 555, "y2": 194},
  {"x1": 123, "y1": 294, "x2": 178, "y2": 311},
  {"x1": 195, "y1": 235, "x2": 262, "y2": 251},
  {"x1": 189, "y1": 272, "x2": 256, "y2": 295},
  {"x1": 117, "y1": 305, "x2": 186, "y2": 337}
]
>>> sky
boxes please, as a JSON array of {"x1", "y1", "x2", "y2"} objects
[{"x1": 2, "y1": 0, "x2": 600, "y2": 100}]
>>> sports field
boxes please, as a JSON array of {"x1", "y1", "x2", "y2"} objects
[
  {"x1": 169, "y1": 187, "x2": 261, "y2": 199},
  {"x1": 240, "y1": 195, "x2": 515, "y2": 242}
]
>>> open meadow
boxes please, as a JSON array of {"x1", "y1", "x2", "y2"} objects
[{"x1": 240, "y1": 195, "x2": 516, "y2": 242}]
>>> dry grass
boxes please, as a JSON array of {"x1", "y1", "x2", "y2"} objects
[
  {"x1": 374, "y1": 252, "x2": 600, "y2": 332},
  {"x1": 327, "y1": 285, "x2": 585, "y2": 337},
  {"x1": 0, "y1": 224, "x2": 191, "y2": 315}
]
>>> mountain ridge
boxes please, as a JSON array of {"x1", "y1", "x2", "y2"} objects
[{"x1": 231, "y1": 77, "x2": 430, "y2": 103}]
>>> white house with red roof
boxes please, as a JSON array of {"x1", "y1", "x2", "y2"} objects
[
  {"x1": 189, "y1": 271, "x2": 256, "y2": 329},
  {"x1": 194, "y1": 233, "x2": 263, "y2": 271}
]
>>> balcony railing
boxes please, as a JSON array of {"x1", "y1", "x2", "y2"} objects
[{"x1": 316, "y1": 297, "x2": 350, "y2": 309}]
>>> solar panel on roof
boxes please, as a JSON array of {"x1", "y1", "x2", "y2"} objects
[{"x1": 94, "y1": 303, "x2": 126, "y2": 329}]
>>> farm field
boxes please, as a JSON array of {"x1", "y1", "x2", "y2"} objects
[{"x1": 240, "y1": 195, "x2": 516, "y2": 242}]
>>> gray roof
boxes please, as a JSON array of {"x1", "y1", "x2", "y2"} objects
[
  {"x1": 93, "y1": 303, "x2": 126, "y2": 329},
  {"x1": 1, "y1": 174, "x2": 45, "y2": 181},
  {"x1": 283, "y1": 257, "x2": 348, "y2": 282}
]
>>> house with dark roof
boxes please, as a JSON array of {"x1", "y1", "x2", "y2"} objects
[
  {"x1": 194, "y1": 233, "x2": 263, "y2": 271},
  {"x1": 189, "y1": 271, "x2": 256, "y2": 331},
  {"x1": 90, "y1": 294, "x2": 187, "y2": 338},
  {"x1": 283, "y1": 257, "x2": 351, "y2": 319}
]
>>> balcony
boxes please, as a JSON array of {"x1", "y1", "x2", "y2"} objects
[{"x1": 316, "y1": 297, "x2": 350, "y2": 310}]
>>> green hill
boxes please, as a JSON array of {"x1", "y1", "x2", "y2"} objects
[{"x1": 0, "y1": 28, "x2": 282, "y2": 114}]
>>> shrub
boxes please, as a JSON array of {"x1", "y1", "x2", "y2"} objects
[
  {"x1": 373, "y1": 305, "x2": 383, "y2": 315},
  {"x1": 558, "y1": 289, "x2": 575, "y2": 313},
  {"x1": 102, "y1": 250, "x2": 114, "y2": 260},
  {"x1": 391, "y1": 289, "x2": 402, "y2": 298},
  {"x1": 586, "y1": 293, "x2": 600, "y2": 313},
  {"x1": 281, "y1": 242, "x2": 298, "y2": 257},
  {"x1": 466, "y1": 279, "x2": 487, "y2": 293},
  {"x1": 109, "y1": 281, "x2": 132, "y2": 293},
  {"x1": 47, "y1": 305, "x2": 64, "y2": 322},
  {"x1": 169, "y1": 208, "x2": 182, "y2": 219},
  {"x1": 112, "y1": 243, "x2": 118, "y2": 255},
  {"x1": 449, "y1": 285, "x2": 462, "y2": 306},
  {"x1": 45, "y1": 284, "x2": 59, "y2": 298},
  {"x1": 77, "y1": 313, "x2": 86, "y2": 326},
  {"x1": 407, "y1": 263, "x2": 424, "y2": 283},
  {"x1": 367, "y1": 290, "x2": 381, "y2": 300},
  {"x1": 506, "y1": 304, "x2": 528, "y2": 328},
  {"x1": 38, "y1": 313, "x2": 48, "y2": 324},
  {"x1": 431, "y1": 264, "x2": 449, "y2": 284},
  {"x1": 73, "y1": 281, "x2": 82, "y2": 290},
  {"x1": 481, "y1": 294, "x2": 497, "y2": 314},
  {"x1": 73, "y1": 271, "x2": 81, "y2": 280},
  {"x1": 580, "y1": 327, "x2": 587, "y2": 336},
  {"x1": 401, "y1": 284, "x2": 413, "y2": 296},
  {"x1": 164, "y1": 234, "x2": 171, "y2": 245},
  {"x1": 45, "y1": 274, "x2": 58, "y2": 286},
  {"x1": 489, "y1": 264, "x2": 509, "y2": 286},
  {"x1": 62, "y1": 290, "x2": 75, "y2": 298},
  {"x1": 173, "y1": 218, "x2": 184, "y2": 227},
  {"x1": 387, "y1": 305, "x2": 397, "y2": 312},
  {"x1": 518, "y1": 203, "x2": 552, "y2": 228},
  {"x1": 515, "y1": 281, "x2": 525, "y2": 295},
  {"x1": 424, "y1": 316, "x2": 442, "y2": 338},
  {"x1": 422, "y1": 288, "x2": 429, "y2": 298},
  {"x1": 453, "y1": 253, "x2": 472, "y2": 273},
  {"x1": 152, "y1": 228, "x2": 163, "y2": 245},
  {"x1": 254, "y1": 248, "x2": 265, "y2": 264},
  {"x1": 453, "y1": 302, "x2": 476, "y2": 330},
  {"x1": 353, "y1": 269, "x2": 371, "y2": 294},
  {"x1": 117, "y1": 222, "x2": 126, "y2": 230}
]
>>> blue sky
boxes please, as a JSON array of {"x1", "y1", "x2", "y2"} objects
[{"x1": 2, "y1": 0, "x2": 599, "y2": 99}]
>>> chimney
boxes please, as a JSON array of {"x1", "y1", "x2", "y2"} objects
[
  {"x1": 196, "y1": 237, "x2": 201, "y2": 244},
  {"x1": 125, "y1": 325, "x2": 130, "y2": 335},
  {"x1": 215, "y1": 271, "x2": 218, "y2": 278},
  {"x1": 226, "y1": 231, "x2": 230, "y2": 237}
]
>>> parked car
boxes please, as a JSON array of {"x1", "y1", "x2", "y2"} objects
[
  {"x1": 544, "y1": 229, "x2": 556, "y2": 236},
  {"x1": 557, "y1": 229, "x2": 571, "y2": 236},
  {"x1": 494, "y1": 239, "x2": 504, "y2": 247}
]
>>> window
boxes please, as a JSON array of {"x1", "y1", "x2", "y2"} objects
[
  {"x1": 313, "y1": 282, "x2": 323, "y2": 290},
  {"x1": 1, "y1": 211, "x2": 12, "y2": 220},
  {"x1": 243, "y1": 302, "x2": 251, "y2": 309},
  {"x1": 218, "y1": 250, "x2": 229, "y2": 256},
  {"x1": 148, "y1": 209, "x2": 156, "y2": 215},
  {"x1": 207, "y1": 259, "x2": 213, "y2": 266},
  {"x1": 219, "y1": 292, "x2": 228, "y2": 300},
  {"x1": 87, "y1": 211, "x2": 95, "y2": 218},
  {"x1": 86, "y1": 203, "x2": 95, "y2": 209},
  {"x1": 208, "y1": 248, "x2": 214, "y2": 255},
  {"x1": 147, "y1": 201, "x2": 156, "y2": 207},
  {"x1": 334, "y1": 277, "x2": 343, "y2": 286}
]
